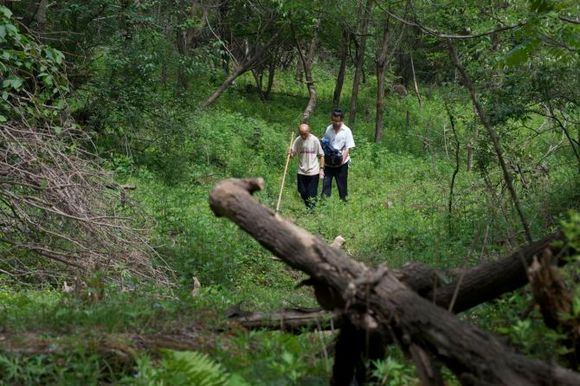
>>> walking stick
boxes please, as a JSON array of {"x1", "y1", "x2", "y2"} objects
[{"x1": 276, "y1": 132, "x2": 294, "y2": 213}]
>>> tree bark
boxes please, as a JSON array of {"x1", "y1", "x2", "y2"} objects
[
  {"x1": 528, "y1": 249, "x2": 579, "y2": 368},
  {"x1": 410, "y1": 53, "x2": 422, "y2": 106},
  {"x1": 333, "y1": 29, "x2": 350, "y2": 108},
  {"x1": 32, "y1": 0, "x2": 48, "y2": 32},
  {"x1": 445, "y1": 103, "x2": 460, "y2": 234},
  {"x1": 226, "y1": 307, "x2": 335, "y2": 333},
  {"x1": 374, "y1": 23, "x2": 389, "y2": 143},
  {"x1": 466, "y1": 116, "x2": 478, "y2": 172},
  {"x1": 209, "y1": 178, "x2": 580, "y2": 385},
  {"x1": 348, "y1": 0, "x2": 374, "y2": 127},
  {"x1": 226, "y1": 232, "x2": 570, "y2": 333},
  {"x1": 250, "y1": 68, "x2": 266, "y2": 100},
  {"x1": 374, "y1": 9, "x2": 406, "y2": 143},
  {"x1": 264, "y1": 59, "x2": 276, "y2": 100},
  {"x1": 426, "y1": 232, "x2": 568, "y2": 313},
  {"x1": 294, "y1": 21, "x2": 320, "y2": 123}
]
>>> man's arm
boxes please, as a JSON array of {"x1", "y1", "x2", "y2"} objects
[
  {"x1": 342, "y1": 130, "x2": 355, "y2": 162},
  {"x1": 316, "y1": 139, "x2": 325, "y2": 176},
  {"x1": 342, "y1": 148, "x2": 349, "y2": 163},
  {"x1": 288, "y1": 137, "x2": 298, "y2": 158}
]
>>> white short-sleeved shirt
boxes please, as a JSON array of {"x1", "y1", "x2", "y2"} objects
[
  {"x1": 323, "y1": 124, "x2": 355, "y2": 166},
  {"x1": 292, "y1": 134, "x2": 324, "y2": 176}
]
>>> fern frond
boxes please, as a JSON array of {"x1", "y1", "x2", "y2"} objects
[{"x1": 158, "y1": 350, "x2": 230, "y2": 386}]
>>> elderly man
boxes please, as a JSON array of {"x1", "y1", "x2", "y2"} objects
[{"x1": 289, "y1": 123, "x2": 325, "y2": 209}]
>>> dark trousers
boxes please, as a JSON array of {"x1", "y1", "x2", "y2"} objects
[
  {"x1": 322, "y1": 162, "x2": 349, "y2": 201},
  {"x1": 297, "y1": 174, "x2": 319, "y2": 208}
]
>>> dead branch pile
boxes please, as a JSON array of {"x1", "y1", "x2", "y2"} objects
[
  {"x1": 0, "y1": 122, "x2": 171, "y2": 284},
  {"x1": 210, "y1": 178, "x2": 580, "y2": 386}
]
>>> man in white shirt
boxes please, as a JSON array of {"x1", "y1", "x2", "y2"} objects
[
  {"x1": 321, "y1": 109, "x2": 355, "y2": 201},
  {"x1": 289, "y1": 123, "x2": 325, "y2": 208}
]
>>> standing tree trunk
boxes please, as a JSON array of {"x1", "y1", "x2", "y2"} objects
[
  {"x1": 446, "y1": 103, "x2": 461, "y2": 236},
  {"x1": 175, "y1": 1, "x2": 208, "y2": 94},
  {"x1": 264, "y1": 59, "x2": 276, "y2": 100},
  {"x1": 375, "y1": 23, "x2": 390, "y2": 143},
  {"x1": 348, "y1": 0, "x2": 374, "y2": 127},
  {"x1": 295, "y1": 21, "x2": 320, "y2": 123},
  {"x1": 176, "y1": 30, "x2": 191, "y2": 93},
  {"x1": 374, "y1": 7, "x2": 406, "y2": 143},
  {"x1": 333, "y1": 28, "x2": 350, "y2": 108},
  {"x1": 295, "y1": 56, "x2": 304, "y2": 82},
  {"x1": 32, "y1": 0, "x2": 48, "y2": 32},
  {"x1": 466, "y1": 116, "x2": 479, "y2": 171},
  {"x1": 250, "y1": 68, "x2": 266, "y2": 100},
  {"x1": 410, "y1": 53, "x2": 422, "y2": 105}
]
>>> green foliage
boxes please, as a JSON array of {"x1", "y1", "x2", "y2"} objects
[
  {"x1": 371, "y1": 356, "x2": 417, "y2": 386},
  {"x1": 464, "y1": 286, "x2": 573, "y2": 364},
  {"x1": 215, "y1": 330, "x2": 330, "y2": 385},
  {"x1": 0, "y1": 350, "x2": 127, "y2": 385},
  {"x1": 562, "y1": 210, "x2": 580, "y2": 252},
  {"x1": 0, "y1": 6, "x2": 68, "y2": 123}
]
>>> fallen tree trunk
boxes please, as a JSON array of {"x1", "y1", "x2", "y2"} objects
[
  {"x1": 230, "y1": 233, "x2": 570, "y2": 332},
  {"x1": 226, "y1": 307, "x2": 336, "y2": 333},
  {"x1": 209, "y1": 178, "x2": 580, "y2": 385},
  {"x1": 425, "y1": 231, "x2": 569, "y2": 313},
  {"x1": 0, "y1": 332, "x2": 211, "y2": 356}
]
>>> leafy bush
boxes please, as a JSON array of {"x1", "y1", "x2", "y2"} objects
[{"x1": 0, "y1": 6, "x2": 68, "y2": 123}]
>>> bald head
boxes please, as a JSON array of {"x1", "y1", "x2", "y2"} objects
[{"x1": 299, "y1": 123, "x2": 310, "y2": 139}]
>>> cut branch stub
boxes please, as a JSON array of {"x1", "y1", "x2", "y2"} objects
[{"x1": 209, "y1": 178, "x2": 580, "y2": 385}]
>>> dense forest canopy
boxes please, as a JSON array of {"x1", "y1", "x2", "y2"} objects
[{"x1": 0, "y1": 0, "x2": 579, "y2": 384}]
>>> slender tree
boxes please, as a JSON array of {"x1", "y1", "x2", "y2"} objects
[
  {"x1": 374, "y1": 4, "x2": 406, "y2": 142},
  {"x1": 447, "y1": 40, "x2": 533, "y2": 243},
  {"x1": 333, "y1": 28, "x2": 351, "y2": 107},
  {"x1": 348, "y1": 0, "x2": 374, "y2": 127}
]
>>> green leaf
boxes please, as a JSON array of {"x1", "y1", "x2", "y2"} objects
[
  {"x1": 503, "y1": 39, "x2": 539, "y2": 66},
  {"x1": 2, "y1": 77, "x2": 23, "y2": 90},
  {"x1": 0, "y1": 114, "x2": 6, "y2": 123},
  {"x1": 0, "y1": 5, "x2": 13, "y2": 19},
  {"x1": 39, "y1": 73, "x2": 53, "y2": 86},
  {"x1": 44, "y1": 48, "x2": 64, "y2": 65},
  {"x1": 5, "y1": 23, "x2": 17, "y2": 36}
]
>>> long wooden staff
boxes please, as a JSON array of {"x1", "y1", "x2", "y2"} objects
[{"x1": 275, "y1": 132, "x2": 295, "y2": 213}]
